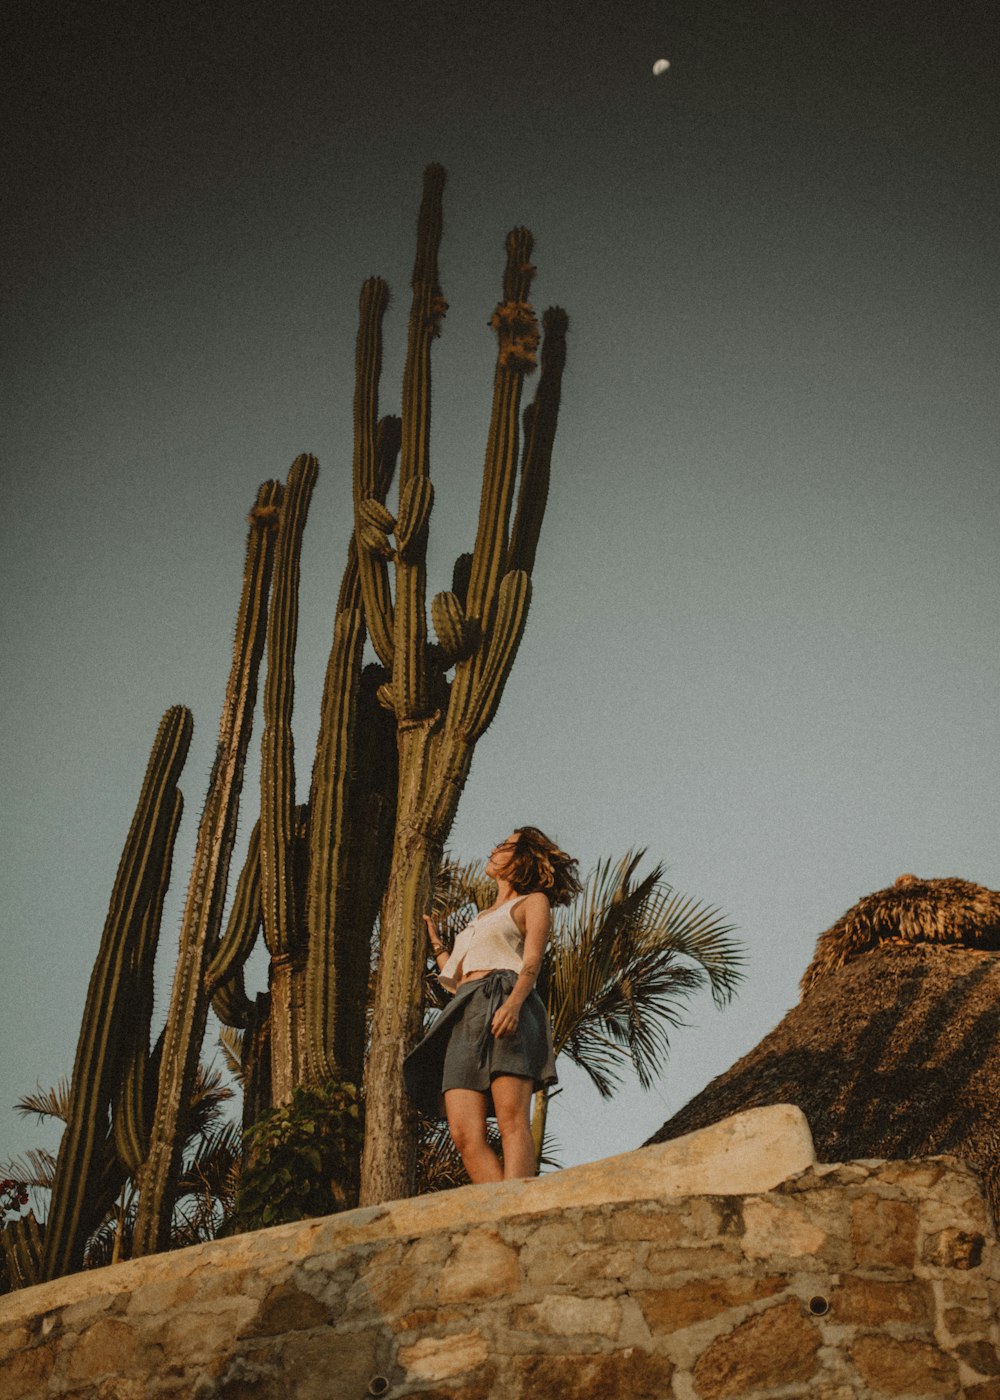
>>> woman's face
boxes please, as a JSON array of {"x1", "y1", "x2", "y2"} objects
[{"x1": 486, "y1": 833, "x2": 519, "y2": 879}]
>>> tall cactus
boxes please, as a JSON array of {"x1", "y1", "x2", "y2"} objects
[
  {"x1": 358, "y1": 167, "x2": 568, "y2": 1204},
  {"x1": 40, "y1": 704, "x2": 192, "y2": 1281},
  {"x1": 304, "y1": 422, "x2": 400, "y2": 1090},
  {"x1": 259, "y1": 454, "x2": 317, "y2": 1104},
  {"x1": 133, "y1": 481, "x2": 281, "y2": 1257}
]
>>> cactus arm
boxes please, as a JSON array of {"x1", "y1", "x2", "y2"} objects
[
  {"x1": 260, "y1": 454, "x2": 317, "y2": 960},
  {"x1": 206, "y1": 818, "x2": 262, "y2": 1031},
  {"x1": 392, "y1": 164, "x2": 446, "y2": 720},
  {"x1": 303, "y1": 603, "x2": 366, "y2": 1083},
  {"x1": 459, "y1": 568, "x2": 532, "y2": 741},
  {"x1": 2, "y1": 1211, "x2": 44, "y2": 1291},
  {"x1": 461, "y1": 228, "x2": 538, "y2": 628},
  {"x1": 133, "y1": 482, "x2": 280, "y2": 1258},
  {"x1": 352, "y1": 279, "x2": 396, "y2": 668},
  {"x1": 113, "y1": 785, "x2": 184, "y2": 1174},
  {"x1": 341, "y1": 404, "x2": 402, "y2": 618},
  {"x1": 446, "y1": 231, "x2": 538, "y2": 737},
  {"x1": 506, "y1": 307, "x2": 568, "y2": 576},
  {"x1": 40, "y1": 704, "x2": 193, "y2": 1282}
]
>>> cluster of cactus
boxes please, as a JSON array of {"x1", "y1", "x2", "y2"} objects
[{"x1": 6, "y1": 164, "x2": 566, "y2": 1283}]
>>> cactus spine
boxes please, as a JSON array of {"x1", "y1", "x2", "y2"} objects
[
  {"x1": 133, "y1": 481, "x2": 281, "y2": 1257},
  {"x1": 358, "y1": 168, "x2": 568, "y2": 1205},
  {"x1": 40, "y1": 704, "x2": 192, "y2": 1281}
]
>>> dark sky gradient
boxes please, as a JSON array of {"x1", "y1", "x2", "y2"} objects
[{"x1": 3, "y1": 1, "x2": 997, "y2": 1178}]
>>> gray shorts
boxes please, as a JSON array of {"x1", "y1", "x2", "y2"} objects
[{"x1": 403, "y1": 969, "x2": 558, "y2": 1120}]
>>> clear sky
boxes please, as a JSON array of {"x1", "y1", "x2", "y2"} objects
[{"x1": 3, "y1": 0, "x2": 997, "y2": 1180}]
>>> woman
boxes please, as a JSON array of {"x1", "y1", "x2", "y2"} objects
[{"x1": 403, "y1": 827, "x2": 581, "y2": 1182}]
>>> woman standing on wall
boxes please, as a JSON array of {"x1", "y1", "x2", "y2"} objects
[{"x1": 403, "y1": 827, "x2": 581, "y2": 1181}]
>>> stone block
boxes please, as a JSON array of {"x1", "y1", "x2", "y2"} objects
[
  {"x1": 396, "y1": 1371, "x2": 498, "y2": 1400},
  {"x1": 512, "y1": 1293, "x2": 622, "y2": 1339},
  {"x1": 645, "y1": 1244, "x2": 736, "y2": 1277},
  {"x1": 851, "y1": 1195, "x2": 918, "y2": 1269},
  {"x1": 831, "y1": 1274, "x2": 931, "y2": 1325},
  {"x1": 273, "y1": 1327, "x2": 382, "y2": 1399},
  {"x1": 438, "y1": 1229, "x2": 519, "y2": 1302},
  {"x1": 0, "y1": 1327, "x2": 30, "y2": 1364},
  {"x1": 922, "y1": 1227, "x2": 987, "y2": 1270},
  {"x1": 608, "y1": 1206, "x2": 690, "y2": 1243},
  {"x1": 850, "y1": 1335, "x2": 959, "y2": 1395},
  {"x1": 148, "y1": 1300, "x2": 254, "y2": 1364},
  {"x1": 958, "y1": 1340, "x2": 1000, "y2": 1377},
  {"x1": 742, "y1": 1198, "x2": 827, "y2": 1258},
  {"x1": 64, "y1": 1319, "x2": 140, "y2": 1382},
  {"x1": 238, "y1": 1279, "x2": 331, "y2": 1337},
  {"x1": 0, "y1": 1342, "x2": 56, "y2": 1400},
  {"x1": 692, "y1": 1299, "x2": 822, "y2": 1398},
  {"x1": 398, "y1": 1330, "x2": 489, "y2": 1382},
  {"x1": 636, "y1": 1274, "x2": 786, "y2": 1331},
  {"x1": 353, "y1": 1235, "x2": 449, "y2": 1317},
  {"x1": 508, "y1": 1348, "x2": 674, "y2": 1400}
]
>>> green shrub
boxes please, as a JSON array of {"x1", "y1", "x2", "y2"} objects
[{"x1": 225, "y1": 1082, "x2": 362, "y2": 1234}]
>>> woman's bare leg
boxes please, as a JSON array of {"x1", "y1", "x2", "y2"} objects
[
  {"x1": 491, "y1": 1075, "x2": 536, "y2": 1179},
  {"x1": 444, "y1": 1089, "x2": 502, "y2": 1183}
]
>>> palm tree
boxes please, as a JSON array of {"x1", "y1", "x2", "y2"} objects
[
  {"x1": 1, "y1": 1057, "x2": 241, "y2": 1277},
  {"x1": 421, "y1": 850, "x2": 743, "y2": 1179}
]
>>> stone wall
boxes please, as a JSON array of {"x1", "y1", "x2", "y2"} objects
[{"x1": 1, "y1": 1106, "x2": 997, "y2": 1399}]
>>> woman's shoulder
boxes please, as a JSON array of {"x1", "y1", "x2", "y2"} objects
[{"x1": 510, "y1": 888, "x2": 550, "y2": 926}]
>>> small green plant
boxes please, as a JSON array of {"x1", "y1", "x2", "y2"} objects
[{"x1": 225, "y1": 1082, "x2": 362, "y2": 1234}]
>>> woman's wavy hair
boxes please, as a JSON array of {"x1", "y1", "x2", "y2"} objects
[{"x1": 501, "y1": 826, "x2": 582, "y2": 907}]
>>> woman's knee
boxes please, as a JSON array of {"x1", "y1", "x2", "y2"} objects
[{"x1": 448, "y1": 1115, "x2": 487, "y2": 1157}]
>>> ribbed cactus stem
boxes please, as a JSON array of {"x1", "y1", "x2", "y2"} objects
[
  {"x1": 463, "y1": 229, "x2": 537, "y2": 622},
  {"x1": 461, "y1": 568, "x2": 532, "y2": 741},
  {"x1": 207, "y1": 819, "x2": 262, "y2": 1029},
  {"x1": 40, "y1": 704, "x2": 193, "y2": 1282},
  {"x1": 400, "y1": 163, "x2": 446, "y2": 492},
  {"x1": 133, "y1": 481, "x2": 281, "y2": 1258},
  {"x1": 260, "y1": 453, "x2": 317, "y2": 959},
  {"x1": 304, "y1": 603, "x2": 365, "y2": 1084},
  {"x1": 507, "y1": 308, "x2": 568, "y2": 576},
  {"x1": 113, "y1": 785, "x2": 184, "y2": 1174},
  {"x1": 392, "y1": 164, "x2": 446, "y2": 720},
  {"x1": 352, "y1": 279, "x2": 396, "y2": 668},
  {"x1": 1, "y1": 1211, "x2": 44, "y2": 1291}
]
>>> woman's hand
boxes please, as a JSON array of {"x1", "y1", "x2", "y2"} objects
[
  {"x1": 491, "y1": 998, "x2": 520, "y2": 1038},
  {"x1": 424, "y1": 915, "x2": 445, "y2": 960}
]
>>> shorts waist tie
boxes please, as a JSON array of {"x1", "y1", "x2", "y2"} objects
[{"x1": 474, "y1": 969, "x2": 518, "y2": 1069}]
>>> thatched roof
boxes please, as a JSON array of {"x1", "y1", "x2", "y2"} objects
[
  {"x1": 800, "y1": 874, "x2": 1000, "y2": 995},
  {"x1": 648, "y1": 876, "x2": 1000, "y2": 1222}
]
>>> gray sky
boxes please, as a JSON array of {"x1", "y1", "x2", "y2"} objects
[{"x1": 3, "y1": 0, "x2": 997, "y2": 1179}]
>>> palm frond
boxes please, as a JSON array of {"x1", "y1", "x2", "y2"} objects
[
  {"x1": 547, "y1": 850, "x2": 743, "y2": 1096},
  {"x1": 217, "y1": 1027, "x2": 245, "y2": 1084},
  {"x1": 14, "y1": 1079, "x2": 72, "y2": 1124},
  {"x1": 0, "y1": 1149, "x2": 58, "y2": 1193},
  {"x1": 176, "y1": 1121, "x2": 243, "y2": 1201},
  {"x1": 185, "y1": 1062, "x2": 235, "y2": 1139}
]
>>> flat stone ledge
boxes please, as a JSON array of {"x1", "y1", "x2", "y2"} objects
[{"x1": 0, "y1": 1105, "x2": 814, "y2": 1327}]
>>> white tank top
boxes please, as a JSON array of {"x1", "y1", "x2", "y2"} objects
[{"x1": 437, "y1": 896, "x2": 527, "y2": 992}]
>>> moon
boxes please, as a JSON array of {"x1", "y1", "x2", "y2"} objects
[{"x1": 652, "y1": 58, "x2": 671, "y2": 76}]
